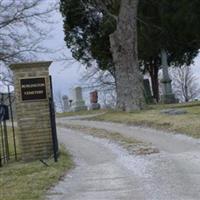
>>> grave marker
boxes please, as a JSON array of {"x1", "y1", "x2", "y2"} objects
[
  {"x1": 89, "y1": 90, "x2": 101, "y2": 110},
  {"x1": 62, "y1": 95, "x2": 70, "y2": 112},
  {"x1": 143, "y1": 79, "x2": 154, "y2": 104},
  {"x1": 160, "y1": 49, "x2": 176, "y2": 104},
  {"x1": 72, "y1": 87, "x2": 87, "y2": 112}
]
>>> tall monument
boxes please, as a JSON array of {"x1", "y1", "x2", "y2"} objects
[{"x1": 160, "y1": 49, "x2": 176, "y2": 104}]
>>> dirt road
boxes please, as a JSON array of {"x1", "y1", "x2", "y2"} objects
[{"x1": 47, "y1": 117, "x2": 200, "y2": 200}]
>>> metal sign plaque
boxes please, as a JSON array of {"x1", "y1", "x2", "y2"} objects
[{"x1": 20, "y1": 77, "x2": 47, "y2": 101}]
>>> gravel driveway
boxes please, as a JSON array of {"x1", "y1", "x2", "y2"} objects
[{"x1": 46, "y1": 117, "x2": 200, "y2": 200}]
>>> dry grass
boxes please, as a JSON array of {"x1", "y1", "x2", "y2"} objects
[
  {"x1": 60, "y1": 124, "x2": 159, "y2": 155},
  {"x1": 56, "y1": 109, "x2": 105, "y2": 118},
  {"x1": 90, "y1": 102, "x2": 200, "y2": 138}
]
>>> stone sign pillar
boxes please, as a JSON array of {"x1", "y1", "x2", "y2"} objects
[
  {"x1": 89, "y1": 90, "x2": 101, "y2": 110},
  {"x1": 10, "y1": 61, "x2": 53, "y2": 161},
  {"x1": 72, "y1": 87, "x2": 87, "y2": 112},
  {"x1": 160, "y1": 49, "x2": 176, "y2": 104}
]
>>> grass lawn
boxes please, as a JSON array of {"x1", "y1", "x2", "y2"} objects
[
  {"x1": 89, "y1": 102, "x2": 200, "y2": 138},
  {"x1": 0, "y1": 127, "x2": 74, "y2": 200},
  {"x1": 0, "y1": 150, "x2": 73, "y2": 200}
]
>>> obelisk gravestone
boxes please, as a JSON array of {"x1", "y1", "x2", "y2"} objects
[{"x1": 160, "y1": 49, "x2": 176, "y2": 104}]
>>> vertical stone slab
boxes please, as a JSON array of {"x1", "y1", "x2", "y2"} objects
[
  {"x1": 143, "y1": 79, "x2": 153, "y2": 104},
  {"x1": 72, "y1": 87, "x2": 87, "y2": 112},
  {"x1": 160, "y1": 49, "x2": 176, "y2": 104},
  {"x1": 89, "y1": 90, "x2": 101, "y2": 110},
  {"x1": 10, "y1": 62, "x2": 53, "y2": 161},
  {"x1": 62, "y1": 95, "x2": 69, "y2": 112}
]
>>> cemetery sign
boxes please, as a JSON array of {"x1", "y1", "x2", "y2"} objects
[{"x1": 20, "y1": 77, "x2": 47, "y2": 101}]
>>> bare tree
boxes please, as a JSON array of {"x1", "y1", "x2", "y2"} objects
[
  {"x1": 0, "y1": 0, "x2": 58, "y2": 64},
  {"x1": 171, "y1": 65, "x2": 200, "y2": 102},
  {"x1": 81, "y1": 64, "x2": 115, "y2": 91},
  {"x1": 54, "y1": 90, "x2": 65, "y2": 112},
  {"x1": 0, "y1": 0, "x2": 58, "y2": 91},
  {"x1": 80, "y1": 63, "x2": 117, "y2": 108},
  {"x1": 0, "y1": 64, "x2": 13, "y2": 84}
]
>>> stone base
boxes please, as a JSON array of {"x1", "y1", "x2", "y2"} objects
[
  {"x1": 72, "y1": 105, "x2": 88, "y2": 112},
  {"x1": 161, "y1": 93, "x2": 176, "y2": 104},
  {"x1": 160, "y1": 109, "x2": 187, "y2": 115},
  {"x1": 89, "y1": 103, "x2": 101, "y2": 110},
  {"x1": 72, "y1": 100, "x2": 87, "y2": 112}
]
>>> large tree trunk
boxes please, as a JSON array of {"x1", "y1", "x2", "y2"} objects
[{"x1": 109, "y1": 0, "x2": 145, "y2": 112}]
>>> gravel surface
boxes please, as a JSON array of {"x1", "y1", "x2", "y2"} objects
[{"x1": 46, "y1": 117, "x2": 200, "y2": 200}]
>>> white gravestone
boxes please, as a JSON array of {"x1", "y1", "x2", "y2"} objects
[{"x1": 72, "y1": 87, "x2": 87, "y2": 112}]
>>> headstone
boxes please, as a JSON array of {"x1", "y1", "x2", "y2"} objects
[
  {"x1": 72, "y1": 87, "x2": 87, "y2": 112},
  {"x1": 90, "y1": 90, "x2": 98, "y2": 103},
  {"x1": 160, "y1": 49, "x2": 176, "y2": 104},
  {"x1": 10, "y1": 61, "x2": 54, "y2": 161},
  {"x1": 89, "y1": 90, "x2": 101, "y2": 110},
  {"x1": 160, "y1": 109, "x2": 187, "y2": 115},
  {"x1": 62, "y1": 95, "x2": 69, "y2": 112},
  {"x1": 143, "y1": 79, "x2": 154, "y2": 104}
]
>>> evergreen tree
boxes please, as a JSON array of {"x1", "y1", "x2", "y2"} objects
[{"x1": 60, "y1": 0, "x2": 144, "y2": 111}]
